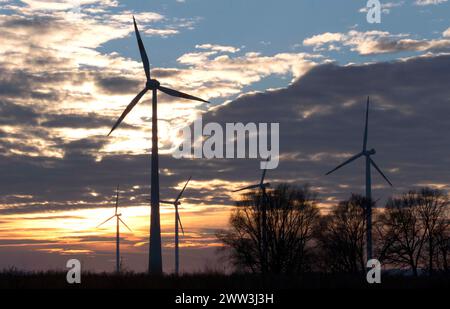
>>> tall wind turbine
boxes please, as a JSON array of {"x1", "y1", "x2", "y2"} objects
[
  {"x1": 159, "y1": 176, "x2": 191, "y2": 275},
  {"x1": 97, "y1": 185, "x2": 132, "y2": 273},
  {"x1": 325, "y1": 97, "x2": 392, "y2": 262},
  {"x1": 232, "y1": 158, "x2": 271, "y2": 273},
  {"x1": 107, "y1": 17, "x2": 209, "y2": 274}
]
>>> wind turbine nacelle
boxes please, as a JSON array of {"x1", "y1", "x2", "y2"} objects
[
  {"x1": 146, "y1": 79, "x2": 160, "y2": 89},
  {"x1": 263, "y1": 183, "x2": 270, "y2": 188},
  {"x1": 117, "y1": 213, "x2": 122, "y2": 217},
  {"x1": 364, "y1": 148, "x2": 376, "y2": 155}
]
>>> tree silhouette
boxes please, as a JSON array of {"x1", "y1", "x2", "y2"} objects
[
  {"x1": 379, "y1": 194, "x2": 425, "y2": 276},
  {"x1": 416, "y1": 188, "x2": 449, "y2": 274},
  {"x1": 377, "y1": 188, "x2": 449, "y2": 275},
  {"x1": 316, "y1": 194, "x2": 368, "y2": 273},
  {"x1": 217, "y1": 184, "x2": 319, "y2": 274},
  {"x1": 434, "y1": 222, "x2": 449, "y2": 272}
]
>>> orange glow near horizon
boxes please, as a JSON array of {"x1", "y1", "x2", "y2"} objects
[{"x1": 0, "y1": 204, "x2": 232, "y2": 258}]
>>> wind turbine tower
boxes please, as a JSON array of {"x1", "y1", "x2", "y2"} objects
[
  {"x1": 97, "y1": 185, "x2": 132, "y2": 273},
  {"x1": 159, "y1": 176, "x2": 191, "y2": 275},
  {"x1": 107, "y1": 17, "x2": 209, "y2": 274},
  {"x1": 325, "y1": 97, "x2": 392, "y2": 262}
]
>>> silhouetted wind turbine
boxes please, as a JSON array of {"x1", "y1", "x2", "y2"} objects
[
  {"x1": 325, "y1": 97, "x2": 392, "y2": 263},
  {"x1": 97, "y1": 185, "x2": 132, "y2": 273},
  {"x1": 232, "y1": 158, "x2": 271, "y2": 273},
  {"x1": 107, "y1": 17, "x2": 209, "y2": 274},
  {"x1": 159, "y1": 176, "x2": 191, "y2": 275}
]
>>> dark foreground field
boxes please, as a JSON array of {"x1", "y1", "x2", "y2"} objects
[{"x1": 1, "y1": 271, "x2": 449, "y2": 289}]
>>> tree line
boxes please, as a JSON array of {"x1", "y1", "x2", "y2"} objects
[{"x1": 217, "y1": 185, "x2": 449, "y2": 276}]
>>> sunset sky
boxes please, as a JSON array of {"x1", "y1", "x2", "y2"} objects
[{"x1": 0, "y1": 0, "x2": 449, "y2": 273}]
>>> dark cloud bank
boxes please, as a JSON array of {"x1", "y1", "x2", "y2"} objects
[{"x1": 1, "y1": 54, "x2": 450, "y2": 214}]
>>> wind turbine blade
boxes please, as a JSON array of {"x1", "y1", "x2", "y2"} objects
[
  {"x1": 232, "y1": 183, "x2": 260, "y2": 193},
  {"x1": 108, "y1": 88, "x2": 148, "y2": 136},
  {"x1": 177, "y1": 212, "x2": 185, "y2": 236},
  {"x1": 158, "y1": 86, "x2": 209, "y2": 103},
  {"x1": 363, "y1": 96, "x2": 369, "y2": 151},
  {"x1": 175, "y1": 176, "x2": 192, "y2": 203},
  {"x1": 115, "y1": 184, "x2": 119, "y2": 215},
  {"x1": 133, "y1": 16, "x2": 151, "y2": 81},
  {"x1": 97, "y1": 215, "x2": 115, "y2": 228},
  {"x1": 370, "y1": 158, "x2": 393, "y2": 187},
  {"x1": 160, "y1": 200, "x2": 174, "y2": 205},
  {"x1": 325, "y1": 152, "x2": 363, "y2": 175},
  {"x1": 118, "y1": 217, "x2": 132, "y2": 232},
  {"x1": 147, "y1": 198, "x2": 172, "y2": 205}
]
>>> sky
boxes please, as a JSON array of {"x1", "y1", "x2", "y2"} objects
[{"x1": 0, "y1": 0, "x2": 449, "y2": 273}]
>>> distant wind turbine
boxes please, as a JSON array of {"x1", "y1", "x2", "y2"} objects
[
  {"x1": 107, "y1": 17, "x2": 209, "y2": 274},
  {"x1": 325, "y1": 97, "x2": 392, "y2": 263},
  {"x1": 232, "y1": 158, "x2": 271, "y2": 273},
  {"x1": 97, "y1": 185, "x2": 132, "y2": 273},
  {"x1": 159, "y1": 176, "x2": 191, "y2": 276}
]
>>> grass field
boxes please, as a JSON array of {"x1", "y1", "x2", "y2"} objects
[{"x1": 1, "y1": 271, "x2": 449, "y2": 289}]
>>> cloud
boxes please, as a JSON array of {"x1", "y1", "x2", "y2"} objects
[
  {"x1": 0, "y1": 0, "x2": 448, "y2": 219},
  {"x1": 95, "y1": 76, "x2": 141, "y2": 95},
  {"x1": 359, "y1": 1, "x2": 405, "y2": 14},
  {"x1": 144, "y1": 28, "x2": 179, "y2": 37},
  {"x1": 1, "y1": 54, "x2": 450, "y2": 216},
  {"x1": 195, "y1": 44, "x2": 241, "y2": 53},
  {"x1": 303, "y1": 30, "x2": 450, "y2": 55},
  {"x1": 0, "y1": 100, "x2": 39, "y2": 125},
  {"x1": 0, "y1": 3, "x2": 323, "y2": 164},
  {"x1": 175, "y1": 51, "x2": 321, "y2": 98},
  {"x1": 444, "y1": 27, "x2": 450, "y2": 37},
  {"x1": 415, "y1": 0, "x2": 448, "y2": 5},
  {"x1": 303, "y1": 32, "x2": 345, "y2": 49},
  {"x1": 0, "y1": 8, "x2": 186, "y2": 160},
  {"x1": 7, "y1": 0, "x2": 118, "y2": 12},
  {"x1": 194, "y1": 53, "x2": 450, "y2": 206}
]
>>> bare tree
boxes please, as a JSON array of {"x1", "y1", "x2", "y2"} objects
[
  {"x1": 316, "y1": 194, "x2": 367, "y2": 273},
  {"x1": 378, "y1": 192, "x2": 426, "y2": 276},
  {"x1": 378, "y1": 188, "x2": 449, "y2": 276},
  {"x1": 434, "y1": 222, "x2": 449, "y2": 272},
  {"x1": 217, "y1": 184, "x2": 320, "y2": 274},
  {"x1": 415, "y1": 188, "x2": 449, "y2": 274}
]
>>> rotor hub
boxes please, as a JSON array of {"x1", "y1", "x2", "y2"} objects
[
  {"x1": 146, "y1": 79, "x2": 160, "y2": 89},
  {"x1": 365, "y1": 148, "x2": 376, "y2": 156}
]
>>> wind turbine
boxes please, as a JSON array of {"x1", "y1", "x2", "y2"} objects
[
  {"x1": 107, "y1": 17, "x2": 209, "y2": 274},
  {"x1": 97, "y1": 185, "x2": 132, "y2": 273},
  {"x1": 232, "y1": 158, "x2": 271, "y2": 273},
  {"x1": 159, "y1": 176, "x2": 191, "y2": 275},
  {"x1": 325, "y1": 97, "x2": 392, "y2": 263}
]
